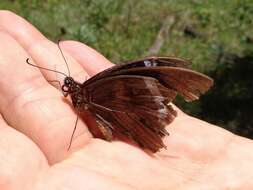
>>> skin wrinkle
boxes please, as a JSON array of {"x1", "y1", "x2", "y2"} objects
[
  {"x1": 66, "y1": 142, "x2": 170, "y2": 189},
  {"x1": 169, "y1": 160, "x2": 212, "y2": 188},
  {"x1": 159, "y1": 158, "x2": 205, "y2": 188},
  {"x1": 0, "y1": 127, "x2": 48, "y2": 190},
  {"x1": 27, "y1": 60, "x2": 89, "y2": 95},
  {"x1": 66, "y1": 69, "x2": 90, "y2": 84},
  {"x1": 26, "y1": 40, "x2": 88, "y2": 81},
  {"x1": 38, "y1": 115, "x2": 90, "y2": 150},
  {"x1": 170, "y1": 134, "x2": 236, "y2": 189},
  {"x1": 55, "y1": 164, "x2": 137, "y2": 190},
  {"x1": 26, "y1": 39, "x2": 48, "y2": 56},
  {"x1": 28, "y1": 45, "x2": 69, "y2": 82},
  {"x1": 34, "y1": 165, "x2": 135, "y2": 190},
  {"x1": 1, "y1": 76, "x2": 49, "y2": 122},
  {"x1": 222, "y1": 136, "x2": 253, "y2": 188},
  {"x1": 165, "y1": 158, "x2": 222, "y2": 189},
  {"x1": 59, "y1": 161, "x2": 134, "y2": 189},
  {"x1": 60, "y1": 41, "x2": 113, "y2": 75},
  {"x1": 27, "y1": 39, "x2": 85, "y2": 69},
  {"x1": 162, "y1": 117, "x2": 235, "y2": 164},
  {"x1": 0, "y1": 11, "x2": 47, "y2": 51}
]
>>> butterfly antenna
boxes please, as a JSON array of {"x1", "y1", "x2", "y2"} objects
[
  {"x1": 57, "y1": 40, "x2": 71, "y2": 77},
  {"x1": 26, "y1": 58, "x2": 68, "y2": 77}
]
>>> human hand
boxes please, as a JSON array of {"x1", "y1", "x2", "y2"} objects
[{"x1": 0, "y1": 11, "x2": 252, "y2": 190}]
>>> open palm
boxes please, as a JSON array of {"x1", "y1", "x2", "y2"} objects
[{"x1": 0, "y1": 11, "x2": 252, "y2": 190}]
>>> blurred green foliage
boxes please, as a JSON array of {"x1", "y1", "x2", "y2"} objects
[{"x1": 1, "y1": 0, "x2": 253, "y2": 138}]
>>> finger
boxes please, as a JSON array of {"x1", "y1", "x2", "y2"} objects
[
  {"x1": 59, "y1": 40, "x2": 113, "y2": 76},
  {"x1": 0, "y1": 115, "x2": 48, "y2": 189},
  {"x1": 0, "y1": 30, "x2": 91, "y2": 164},
  {"x1": 0, "y1": 10, "x2": 87, "y2": 84}
]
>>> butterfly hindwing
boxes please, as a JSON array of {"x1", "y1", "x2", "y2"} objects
[{"x1": 85, "y1": 75, "x2": 177, "y2": 152}]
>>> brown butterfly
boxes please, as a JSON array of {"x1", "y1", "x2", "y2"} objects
[{"x1": 27, "y1": 55, "x2": 213, "y2": 153}]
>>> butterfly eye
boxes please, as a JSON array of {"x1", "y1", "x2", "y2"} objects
[
  {"x1": 64, "y1": 79, "x2": 70, "y2": 85},
  {"x1": 64, "y1": 77, "x2": 73, "y2": 87}
]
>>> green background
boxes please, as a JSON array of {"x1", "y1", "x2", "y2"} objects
[{"x1": 1, "y1": 0, "x2": 253, "y2": 138}]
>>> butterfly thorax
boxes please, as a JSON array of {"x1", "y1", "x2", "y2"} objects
[{"x1": 62, "y1": 77, "x2": 88, "y2": 110}]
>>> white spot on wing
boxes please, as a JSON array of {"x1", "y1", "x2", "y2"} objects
[{"x1": 144, "y1": 60, "x2": 158, "y2": 67}]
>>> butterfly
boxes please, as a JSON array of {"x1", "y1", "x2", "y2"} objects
[{"x1": 27, "y1": 55, "x2": 213, "y2": 153}]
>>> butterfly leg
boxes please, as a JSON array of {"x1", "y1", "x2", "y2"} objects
[{"x1": 67, "y1": 115, "x2": 79, "y2": 150}]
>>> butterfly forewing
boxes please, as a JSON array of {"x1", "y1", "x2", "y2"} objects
[
  {"x1": 102, "y1": 66, "x2": 213, "y2": 101},
  {"x1": 84, "y1": 56, "x2": 191, "y2": 86},
  {"x1": 84, "y1": 56, "x2": 213, "y2": 101}
]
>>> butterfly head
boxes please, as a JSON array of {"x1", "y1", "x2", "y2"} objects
[{"x1": 61, "y1": 76, "x2": 81, "y2": 97}]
